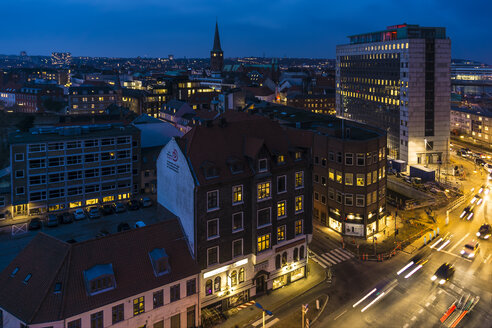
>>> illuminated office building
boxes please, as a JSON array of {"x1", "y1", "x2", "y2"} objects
[{"x1": 336, "y1": 24, "x2": 450, "y2": 165}]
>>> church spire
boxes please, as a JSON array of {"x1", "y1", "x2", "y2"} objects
[{"x1": 212, "y1": 20, "x2": 222, "y2": 52}]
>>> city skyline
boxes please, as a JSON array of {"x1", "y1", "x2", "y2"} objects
[{"x1": 1, "y1": 0, "x2": 491, "y2": 63}]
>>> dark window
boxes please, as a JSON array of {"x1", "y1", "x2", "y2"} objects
[
  {"x1": 275, "y1": 254, "x2": 281, "y2": 269},
  {"x1": 207, "y1": 190, "x2": 219, "y2": 210},
  {"x1": 277, "y1": 176, "x2": 286, "y2": 193},
  {"x1": 207, "y1": 247, "x2": 218, "y2": 266},
  {"x1": 68, "y1": 319, "x2": 81, "y2": 328},
  {"x1": 112, "y1": 304, "x2": 124, "y2": 324},
  {"x1": 90, "y1": 311, "x2": 103, "y2": 328},
  {"x1": 171, "y1": 313, "x2": 181, "y2": 328},
  {"x1": 186, "y1": 278, "x2": 196, "y2": 296},
  {"x1": 153, "y1": 289, "x2": 164, "y2": 308},
  {"x1": 207, "y1": 219, "x2": 219, "y2": 239},
  {"x1": 233, "y1": 239, "x2": 243, "y2": 257},
  {"x1": 257, "y1": 208, "x2": 271, "y2": 227},
  {"x1": 187, "y1": 306, "x2": 196, "y2": 328},
  {"x1": 282, "y1": 252, "x2": 287, "y2": 266},
  {"x1": 232, "y1": 212, "x2": 243, "y2": 232},
  {"x1": 294, "y1": 248, "x2": 299, "y2": 261},
  {"x1": 170, "y1": 284, "x2": 180, "y2": 302},
  {"x1": 214, "y1": 276, "x2": 221, "y2": 292},
  {"x1": 300, "y1": 246, "x2": 305, "y2": 259}
]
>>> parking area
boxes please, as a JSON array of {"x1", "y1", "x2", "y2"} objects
[{"x1": 0, "y1": 204, "x2": 171, "y2": 272}]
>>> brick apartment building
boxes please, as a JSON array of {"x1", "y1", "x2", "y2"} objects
[
  {"x1": 9, "y1": 123, "x2": 140, "y2": 217},
  {"x1": 246, "y1": 102, "x2": 387, "y2": 238},
  {"x1": 157, "y1": 112, "x2": 312, "y2": 312}
]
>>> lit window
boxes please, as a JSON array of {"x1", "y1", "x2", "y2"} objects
[
  {"x1": 277, "y1": 155, "x2": 285, "y2": 164},
  {"x1": 357, "y1": 174, "x2": 365, "y2": 186},
  {"x1": 295, "y1": 195, "x2": 303, "y2": 213},
  {"x1": 373, "y1": 170, "x2": 377, "y2": 183},
  {"x1": 336, "y1": 171, "x2": 342, "y2": 184},
  {"x1": 232, "y1": 185, "x2": 243, "y2": 204},
  {"x1": 257, "y1": 234, "x2": 270, "y2": 252},
  {"x1": 295, "y1": 171, "x2": 304, "y2": 188},
  {"x1": 277, "y1": 201, "x2": 286, "y2": 218},
  {"x1": 329, "y1": 168, "x2": 334, "y2": 180},
  {"x1": 257, "y1": 182, "x2": 271, "y2": 200},
  {"x1": 133, "y1": 296, "x2": 145, "y2": 316},
  {"x1": 277, "y1": 225, "x2": 286, "y2": 242},
  {"x1": 295, "y1": 220, "x2": 303, "y2": 235}
]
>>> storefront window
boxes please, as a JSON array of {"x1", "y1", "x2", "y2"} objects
[
  {"x1": 291, "y1": 267, "x2": 305, "y2": 282},
  {"x1": 239, "y1": 268, "x2": 245, "y2": 283},
  {"x1": 231, "y1": 271, "x2": 237, "y2": 286},
  {"x1": 214, "y1": 277, "x2": 221, "y2": 292},
  {"x1": 205, "y1": 280, "x2": 212, "y2": 296},
  {"x1": 273, "y1": 274, "x2": 288, "y2": 289}
]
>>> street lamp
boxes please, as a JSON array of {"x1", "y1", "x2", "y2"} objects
[{"x1": 254, "y1": 302, "x2": 273, "y2": 328}]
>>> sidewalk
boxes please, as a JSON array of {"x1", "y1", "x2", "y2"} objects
[{"x1": 215, "y1": 262, "x2": 327, "y2": 328}]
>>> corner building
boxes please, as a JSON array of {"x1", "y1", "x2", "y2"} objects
[
  {"x1": 336, "y1": 24, "x2": 450, "y2": 165},
  {"x1": 157, "y1": 112, "x2": 312, "y2": 313}
]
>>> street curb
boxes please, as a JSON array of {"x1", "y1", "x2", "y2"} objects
[{"x1": 311, "y1": 294, "x2": 329, "y2": 325}]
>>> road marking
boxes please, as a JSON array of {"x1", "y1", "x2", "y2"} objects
[
  {"x1": 252, "y1": 315, "x2": 273, "y2": 327},
  {"x1": 403, "y1": 324, "x2": 409, "y2": 328},
  {"x1": 326, "y1": 251, "x2": 346, "y2": 262},
  {"x1": 411, "y1": 316, "x2": 417, "y2": 321},
  {"x1": 311, "y1": 257, "x2": 328, "y2": 268},
  {"x1": 418, "y1": 308, "x2": 424, "y2": 314},
  {"x1": 438, "y1": 289, "x2": 443, "y2": 295},
  {"x1": 321, "y1": 253, "x2": 339, "y2": 265},
  {"x1": 334, "y1": 310, "x2": 347, "y2": 321},
  {"x1": 333, "y1": 248, "x2": 354, "y2": 259},
  {"x1": 265, "y1": 318, "x2": 279, "y2": 328},
  {"x1": 449, "y1": 233, "x2": 470, "y2": 252},
  {"x1": 430, "y1": 295, "x2": 437, "y2": 302},
  {"x1": 438, "y1": 249, "x2": 472, "y2": 262},
  {"x1": 484, "y1": 254, "x2": 491, "y2": 264},
  {"x1": 425, "y1": 302, "x2": 430, "y2": 307}
]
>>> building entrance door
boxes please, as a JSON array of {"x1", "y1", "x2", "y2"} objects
[
  {"x1": 14, "y1": 204, "x2": 27, "y2": 217},
  {"x1": 255, "y1": 275, "x2": 266, "y2": 295}
]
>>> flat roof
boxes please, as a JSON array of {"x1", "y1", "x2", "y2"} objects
[{"x1": 9, "y1": 123, "x2": 140, "y2": 145}]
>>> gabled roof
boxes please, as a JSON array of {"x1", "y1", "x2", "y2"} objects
[
  {"x1": 178, "y1": 111, "x2": 310, "y2": 185},
  {"x1": 0, "y1": 219, "x2": 199, "y2": 324},
  {"x1": 212, "y1": 21, "x2": 222, "y2": 52}
]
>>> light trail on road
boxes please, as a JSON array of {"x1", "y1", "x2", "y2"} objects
[{"x1": 352, "y1": 288, "x2": 377, "y2": 308}]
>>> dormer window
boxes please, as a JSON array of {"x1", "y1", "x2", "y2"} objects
[
  {"x1": 202, "y1": 161, "x2": 219, "y2": 179},
  {"x1": 258, "y1": 159, "x2": 268, "y2": 172},
  {"x1": 54, "y1": 282, "x2": 62, "y2": 294},
  {"x1": 295, "y1": 152, "x2": 302, "y2": 161},
  {"x1": 83, "y1": 264, "x2": 116, "y2": 296},
  {"x1": 277, "y1": 155, "x2": 285, "y2": 164},
  {"x1": 23, "y1": 273, "x2": 32, "y2": 284},
  {"x1": 227, "y1": 157, "x2": 244, "y2": 174},
  {"x1": 149, "y1": 248, "x2": 171, "y2": 277}
]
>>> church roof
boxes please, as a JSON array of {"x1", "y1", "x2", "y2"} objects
[{"x1": 212, "y1": 21, "x2": 222, "y2": 52}]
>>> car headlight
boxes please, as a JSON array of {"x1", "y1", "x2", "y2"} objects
[
  {"x1": 469, "y1": 253, "x2": 475, "y2": 258},
  {"x1": 439, "y1": 279, "x2": 446, "y2": 285},
  {"x1": 460, "y1": 212, "x2": 466, "y2": 218},
  {"x1": 460, "y1": 250, "x2": 465, "y2": 254},
  {"x1": 431, "y1": 275, "x2": 437, "y2": 281},
  {"x1": 477, "y1": 232, "x2": 481, "y2": 237},
  {"x1": 485, "y1": 235, "x2": 490, "y2": 239}
]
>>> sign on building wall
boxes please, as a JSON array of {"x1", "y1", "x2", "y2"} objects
[
  {"x1": 345, "y1": 223, "x2": 364, "y2": 237},
  {"x1": 166, "y1": 148, "x2": 180, "y2": 173}
]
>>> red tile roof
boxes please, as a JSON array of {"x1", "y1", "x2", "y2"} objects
[
  {"x1": 178, "y1": 111, "x2": 312, "y2": 186},
  {"x1": 0, "y1": 219, "x2": 199, "y2": 324}
]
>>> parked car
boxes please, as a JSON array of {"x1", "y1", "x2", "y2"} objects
[
  {"x1": 134, "y1": 221, "x2": 146, "y2": 228},
  {"x1": 431, "y1": 263, "x2": 455, "y2": 285},
  {"x1": 96, "y1": 229, "x2": 110, "y2": 238},
  {"x1": 475, "y1": 158, "x2": 486, "y2": 166},
  {"x1": 101, "y1": 204, "x2": 114, "y2": 215},
  {"x1": 28, "y1": 217, "x2": 42, "y2": 230},
  {"x1": 112, "y1": 202, "x2": 126, "y2": 213},
  {"x1": 477, "y1": 224, "x2": 491, "y2": 240},
  {"x1": 87, "y1": 206, "x2": 101, "y2": 219},
  {"x1": 127, "y1": 200, "x2": 140, "y2": 211},
  {"x1": 61, "y1": 212, "x2": 74, "y2": 224},
  {"x1": 460, "y1": 240, "x2": 480, "y2": 259},
  {"x1": 117, "y1": 222, "x2": 131, "y2": 232},
  {"x1": 46, "y1": 214, "x2": 59, "y2": 227},
  {"x1": 140, "y1": 197, "x2": 153, "y2": 208},
  {"x1": 74, "y1": 209, "x2": 86, "y2": 220}
]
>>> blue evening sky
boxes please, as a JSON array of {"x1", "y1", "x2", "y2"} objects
[{"x1": 1, "y1": 0, "x2": 490, "y2": 63}]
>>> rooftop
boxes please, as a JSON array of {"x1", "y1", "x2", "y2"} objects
[
  {"x1": 346, "y1": 24, "x2": 447, "y2": 45},
  {"x1": 245, "y1": 101, "x2": 385, "y2": 140},
  {"x1": 9, "y1": 123, "x2": 140, "y2": 145},
  {"x1": 0, "y1": 219, "x2": 199, "y2": 324}
]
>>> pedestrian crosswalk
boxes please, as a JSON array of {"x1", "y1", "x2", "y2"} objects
[
  {"x1": 310, "y1": 248, "x2": 354, "y2": 268},
  {"x1": 251, "y1": 314, "x2": 280, "y2": 327}
]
